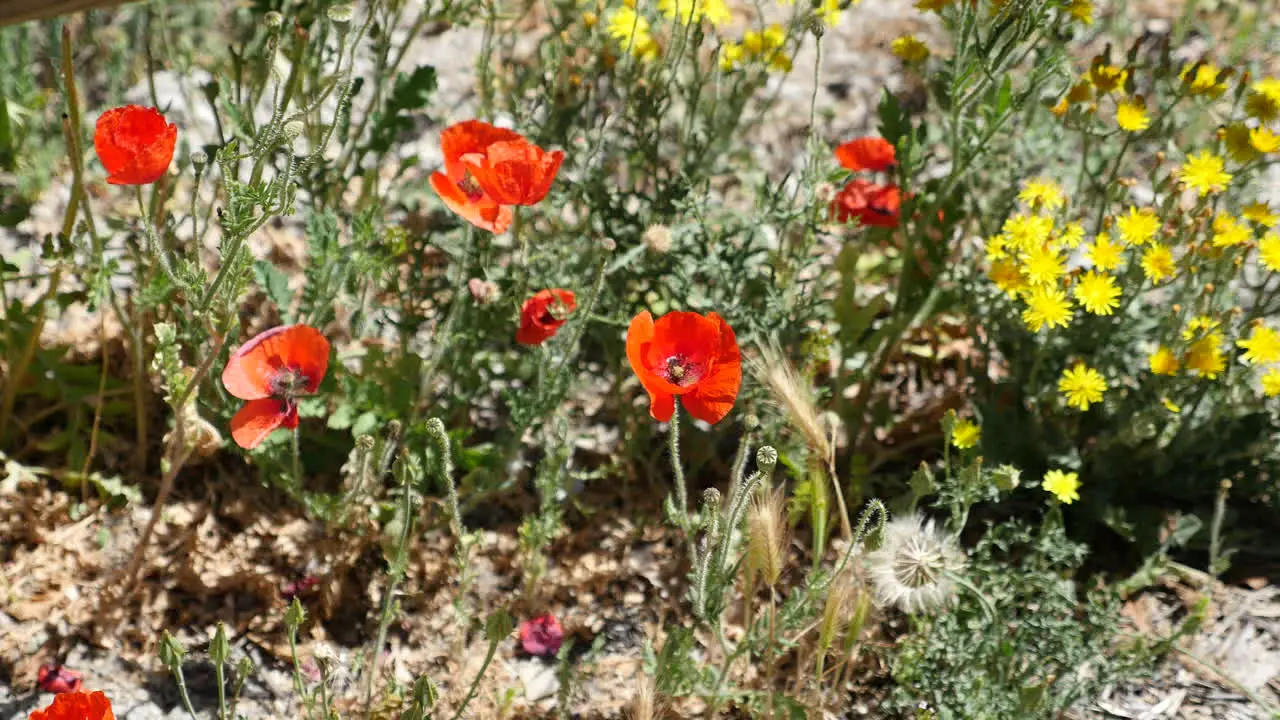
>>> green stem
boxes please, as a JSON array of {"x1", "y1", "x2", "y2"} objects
[
  {"x1": 365, "y1": 456, "x2": 416, "y2": 718},
  {"x1": 448, "y1": 638, "x2": 500, "y2": 720}
]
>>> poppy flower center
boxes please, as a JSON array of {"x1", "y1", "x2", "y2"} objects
[
  {"x1": 270, "y1": 367, "x2": 311, "y2": 398},
  {"x1": 661, "y1": 355, "x2": 706, "y2": 387},
  {"x1": 458, "y1": 174, "x2": 487, "y2": 202}
]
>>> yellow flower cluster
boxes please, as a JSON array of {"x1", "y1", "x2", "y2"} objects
[
  {"x1": 721, "y1": 24, "x2": 792, "y2": 72},
  {"x1": 607, "y1": 7, "x2": 660, "y2": 60}
]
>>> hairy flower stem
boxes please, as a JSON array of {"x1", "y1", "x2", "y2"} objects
[
  {"x1": 366, "y1": 454, "x2": 416, "y2": 718},
  {"x1": 668, "y1": 404, "x2": 697, "y2": 560},
  {"x1": 449, "y1": 636, "x2": 500, "y2": 720},
  {"x1": 292, "y1": 427, "x2": 303, "y2": 487}
]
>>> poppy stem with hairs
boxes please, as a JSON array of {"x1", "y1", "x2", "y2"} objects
[
  {"x1": 667, "y1": 403, "x2": 697, "y2": 560},
  {"x1": 119, "y1": 323, "x2": 234, "y2": 594},
  {"x1": 291, "y1": 427, "x2": 302, "y2": 486}
]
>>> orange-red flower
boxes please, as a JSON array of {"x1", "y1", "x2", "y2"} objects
[
  {"x1": 29, "y1": 691, "x2": 115, "y2": 720},
  {"x1": 835, "y1": 136, "x2": 896, "y2": 173},
  {"x1": 93, "y1": 105, "x2": 177, "y2": 185},
  {"x1": 830, "y1": 179, "x2": 901, "y2": 228},
  {"x1": 429, "y1": 120, "x2": 564, "y2": 233},
  {"x1": 626, "y1": 311, "x2": 741, "y2": 425},
  {"x1": 221, "y1": 325, "x2": 330, "y2": 450},
  {"x1": 516, "y1": 289, "x2": 577, "y2": 345}
]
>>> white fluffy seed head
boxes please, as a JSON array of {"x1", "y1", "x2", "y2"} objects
[
  {"x1": 642, "y1": 224, "x2": 673, "y2": 254},
  {"x1": 865, "y1": 513, "x2": 965, "y2": 614}
]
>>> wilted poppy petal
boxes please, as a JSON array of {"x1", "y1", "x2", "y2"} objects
[
  {"x1": 29, "y1": 690, "x2": 115, "y2": 720},
  {"x1": 429, "y1": 172, "x2": 514, "y2": 234},
  {"x1": 93, "y1": 106, "x2": 177, "y2": 186},
  {"x1": 222, "y1": 325, "x2": 331, "y2": 400},
  {"x1": 230, "y1": 398, "x2": 290, "y2": 449},
  {"x1": 834, "y1": 136, "x2": 896, "y2": 173}
]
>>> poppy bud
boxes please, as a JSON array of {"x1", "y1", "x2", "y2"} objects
[
  {"x1": 191, "y1": 150, "x2": 208, "y2": 168},
  {"x1": 756, "y1": 445, "x2": 778, "y2": 469},
  {"x1": 265, "y1": 11, "x2": 284, "y2": 27},
  {"x1": 327, "y1": 4, "x2": 354, "y2": 25}
]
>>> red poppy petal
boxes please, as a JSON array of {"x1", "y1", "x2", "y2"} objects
[
  {"x1": 834, "y1": 137, "x2": 896, "y2": 173},
  {"x1": 650, "y1": 391, "x2": 676, "y2": 422},
  {"x1": 469, "y1": 141, "x2": 564, "y2": 206},
  {"x1": 28, "y1": 691, "x2": 115, "y2": 720},
  {"x1": 230, "y1": 399, "x2": 289, "y2": 449},
  {"x1": 627, "y1": 311, "x2": 678, "y2": 405},
  {"x1": 94, "y1": 106, "x2": 177, "y2": 186},
  {"x1": 429, "y1": 172, "x2": 513, "y2": 234},
  {"x1": 440, "y1": 120, "x2": 524, "y2": 180},
  {"x1": 221, "y1": 325, "x2": 330, "y2": 400}
]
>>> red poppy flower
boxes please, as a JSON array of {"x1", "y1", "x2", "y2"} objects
[
  {"x1": 430, "y1": 120, "x2": 519, "y2": 233},
  {"x1": 516, "y1": 289, "x2": 577, "y2": 345},
  {"x1": 466, "y1": 139, "x2": 564, "y2": 206},
  {"x1": 93, "y1": 106, "x2": 177, "y2": 186},
  {"x1": 37, "y1": 665, "x2": 83, "y2": 694},
  {"x1": 626, "y1": 311, "x2": 741, "y2": 425},
  {"x1": 829, "y1": 179, "x2": 901, "y2": 228},
  {"x1": 221, "y1": 325, "x2": 330, "y2": 450},
  {"x1": 29, "y1": 691, "x2": 115, "y2": 720},
  {"x1": 519, "y1": 614, "x2": 565, "y2": 657},
  {"x1": 834, "y1": 136, "x2": 896, "y2": 173}
]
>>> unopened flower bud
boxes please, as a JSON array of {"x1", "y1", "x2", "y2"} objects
[
  {"x1": 744, "y1": 413, "x2": 760, "y2": 430},
  {"x1": 756, "y1": 445, "x2": 778, "y2": 469},
  {"x1": 583, "y1": 11, "x2": 598, "y2": 27},
  {"x1": 468, "y1": 278, "x2": 499, "y2": 304},
  {"x1": 642, "y1": 224, "x2": 673, "y2": 254},
  {"x1": 264, "y1": 11, "x2": 284, "y2": 28},
  {"x1": 600, "y1": 237, "x2": 617, "y2": 252},
  {"x1": 327, "y1": 4, "x2": 354, "y2": 25},
  {"x1": 283, "y1": 120, "x2": 305, "y2": 141},
  {"x1": 190, "y1": 150, "x2": 208, "y2": 168}
]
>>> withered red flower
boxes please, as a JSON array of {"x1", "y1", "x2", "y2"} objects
[
  {"x1": 93, "y1": 106, "x2": 177, "y2": 185},
  {"x1": 29, "y1": 691, "x2": 115, "y2": 720},
  {"x1": 626, "y1": 311, "x2": 741, "y2": 425},
  {"x1": 429, "y1": 120, "x2": 564, "y2": 234},
  {"x1": 834, "y1": 136, "x2": 896, "y2": 173},
  {"x1": 516, "y1": 289, "x2": 577, "y2": 346},
  {"x1": 36, "y1": 665, "x2": 83, "y2": 695},
  {"x1": 221, "y1": 325, "x2": 330, "y2": 449},
  {"x1": 519, "y1": 614, "x2": 565, "y2": 657},
  {"x1": 830, "y1": 179, "x2": 901, "y2": 228}
]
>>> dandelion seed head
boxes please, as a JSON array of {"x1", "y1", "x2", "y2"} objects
[{"x1": 866, "y1": 514, "x2": 964, "y2": 614}]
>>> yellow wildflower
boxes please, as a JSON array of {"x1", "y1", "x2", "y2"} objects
[
  {"x1": 658, "y1": 0, "x2": 730, "y2": 26},
  {"x1": 1237, "y1": 325, "x2": 1280, "y2": 364},
  {"x1": 1067, "y1": 0, "x2": 1093, "y2": 24},
  {"x1": 892, "y1": 35, "x2": 930, "y2": 63},
  {"x1": 1263, "y1": 368, "x2": 1280, "y2": 397},
  {"x1": 1183, "y1": 315, "x2": 1220, "y2": 341},
  {"x1": 1243, "y1": 202, "x2": 1279, "y2": 228},
  {"x1": 1059, "y1": 363, "x2": 1107, "y2": 410},
  {"x1": 1185, "y1": 333, "x2": 1226, "y2": 378},
  {"x1": 819, "y1": 0, "x2": 842, "y2": 27},
  {"x1": 1024, "y1": 246, "x2": 1066, "y2": 286},
  {"x1": 1088, "y1": 63, "x2": 1128, "y2": 94},
  {"x1": 1003, "y1": 213, "x2": 1054, "y2": 252},
  {"x1": 1116, "y1": 98, "x2": 1150, "y2": 132},
  {"x1": 1162, "y1": 397, "x2": 1182, "y2": 413},
  {"x1": 1250, "y1": 126, "x2": 1280, "y2": 154},
  {"x1": 720, "y1": 42, "x2": 744, "y2": 71},
  {"x1": 608, "y1": 8, "x2": 658, "y2": 59},
  {"x1": 1181, "y1": 63, "x2": 1228, "y2": 98},
  {"x1": 1210, "y1": 214, "x2": 1251, "y2": 248},
  {"x1": 1224, "y1": 123, "x2": 1260, "y2": 164},
  {"x1": 1246, "y1": 78, "x2": 1280, "y2": 122},
  {"x1": 1073, "y1": 271, "x2": 1120, "y2": 315},
  {"x1": 951, "y1": 419, "x2": 980, "y2": 449},
  {"x1": 989, "y1": 259, "x2": 1026, "y2": 297},
  {"x1": 1179, "y1": 151, "x2": 1232, "y2": 196},
  {"x1": 1259, "y1": 233, "x2": 1280, "y2": 272},
  {"x1": 1141, "y1": 244, "x2": 1175, "y2": 284},
  {"x1": 1086, "y1": 233, "x2": 1124, "y2": 271},
  {"x1": 1022, "y1": 286, "x2": 1073, "y2": 332},
  {"x1": 1019, "y1": 178, "x2": 1066, "y2": 211},
  {"x1": 1115, "y1": 206, "x2": 1160, "y2": 246},
  {"x1": 1057, "y1": 222, "x2": 1086, "y2": 250},
  {"x1": 1149, "y1": 346, "x2": 1179, "y2": 375},
  {"x1": 1067, "y1": 81, "x2": 1093, "y2": 104},
  {"x1": 1042, "y1": 469, "x2": 1080, "y2": 504},
  {"x1": 985, "y1": 233, "x2": 1010, "y2": 261}
]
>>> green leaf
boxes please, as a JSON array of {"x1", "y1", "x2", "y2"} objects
[
  {"x1": 364, "y1": 65, "x2": 438, "y2": 155},
  {"x1": 254, "y1": 260, "x2": 293, "y2": 319},
  {"x1": 0, "y1": 93, "x2": 13, "y2": 171}
]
